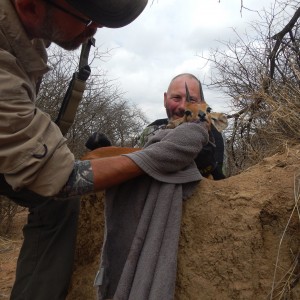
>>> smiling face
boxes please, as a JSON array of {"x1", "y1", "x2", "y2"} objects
[{"x1": 164, "y1": 74, "x2": 204, "y2": 121}]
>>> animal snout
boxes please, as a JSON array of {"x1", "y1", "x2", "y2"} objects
[
  {"x1": 198, "y1": 111, "x2": 207, "y2": 122},
  {"x1": 184, "y1": 110, "x2": 192, "y2": 117}
]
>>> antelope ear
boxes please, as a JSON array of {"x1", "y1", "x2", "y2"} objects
[{"x1": 210, "y1": 113, "x2": 228, "y2": 132}]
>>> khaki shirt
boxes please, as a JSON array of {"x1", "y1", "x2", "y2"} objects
[{"x1": 0, "y1": 0, "x2": 74, "y2": 196}]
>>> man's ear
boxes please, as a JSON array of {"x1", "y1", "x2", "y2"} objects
[
  {"x1": 163, "y1": 92, "x2": 167, "y2": 108},
  {"x1": 14, "y1": 0, "x2": 46, "y2": 29}
]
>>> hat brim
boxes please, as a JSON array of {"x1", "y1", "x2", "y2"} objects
[{"x1": 65, "y1": 0, "x2": 148, "y2": 28}]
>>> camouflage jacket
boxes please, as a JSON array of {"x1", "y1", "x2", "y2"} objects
[{"x1": 135, "y1": 118, "x2": 168, "y2": 148}]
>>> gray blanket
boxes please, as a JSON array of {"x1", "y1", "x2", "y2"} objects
[{"x1": 94, "y1": 122, "x2": 209, "y2": 300}]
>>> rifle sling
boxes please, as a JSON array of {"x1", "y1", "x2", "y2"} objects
[{"x1": 55, "y1": 38, "x2": 95, "y2": 135}]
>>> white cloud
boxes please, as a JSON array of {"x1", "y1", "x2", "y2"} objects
[{"x1": 93, "y1": 0, "x2": 276, "y2": 121}]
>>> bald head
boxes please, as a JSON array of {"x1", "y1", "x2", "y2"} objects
[
  {"x1": 167, "y1": 73, "x2": 205, "y2": 102},
  {"x1": 164, "y1": 73, "x2": 205, "y2": 121}
]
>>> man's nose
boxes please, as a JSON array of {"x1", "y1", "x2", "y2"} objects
[{"x1": 177, "y1": 100, "x2": 186, "y2": 111}]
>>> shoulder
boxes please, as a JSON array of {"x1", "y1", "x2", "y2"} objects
[
  {"x1": 135, "y1": 118, "x2": 168, "y2": 147},
  {"x1": 148, "y1": 118, "x2": 168, "y2": 127}
]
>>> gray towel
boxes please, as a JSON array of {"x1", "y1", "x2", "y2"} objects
[{"x1": 95, "y1": 122, "x2": 209, "y2": 300}]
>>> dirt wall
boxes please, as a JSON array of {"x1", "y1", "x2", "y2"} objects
[{"x1": 69, "y1": 145, "x2": 300, "y2": 299}]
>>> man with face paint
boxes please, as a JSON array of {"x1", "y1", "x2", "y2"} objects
[{"x1": 137, "y1": 73, "x2": 226, "y2": 180}]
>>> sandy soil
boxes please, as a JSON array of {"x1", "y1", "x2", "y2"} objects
[
  {"x1": 0, "y1": 210, "x2": 26, "y2": 299},
  {"x1": 70, "y1": 144, "x2": 300, "y2": 299},
  {"x1": 1, "y1": 144, "x2": 300, "y2": 299}
]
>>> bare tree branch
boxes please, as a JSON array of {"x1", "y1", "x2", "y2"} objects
[
  {"x1": 36, "y1": 45, "x2": 148, "y2": 157},
  {"x1": 200, "y1": 0, "x2": 300, "y2": 176},
  {"x1": 269, "y1": 6, "x2": 300, "y2": 79}
]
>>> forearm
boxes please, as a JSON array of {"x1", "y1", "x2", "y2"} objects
[
  {"x1": 57, "y1": 123, "x2": 207, "y2": 198},
  {"x1": 91, "y1": 156, "x2": 144, "y2": 190},
  {"x1": 57, "y1": 156, "x2": 143, "y2": 198}
]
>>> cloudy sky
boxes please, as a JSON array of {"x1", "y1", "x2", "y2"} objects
[{"x1": 94, "y1": 0, "x2": 274, "y2": 122}]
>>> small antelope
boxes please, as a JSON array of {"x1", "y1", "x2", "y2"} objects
[{"x1": 167, "y1": 83, "x2": 228, "y2": 132}]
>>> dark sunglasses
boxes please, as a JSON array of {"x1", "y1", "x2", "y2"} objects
[{"x1": 46, "y1": 0, "x2": 93, "y2": 27}]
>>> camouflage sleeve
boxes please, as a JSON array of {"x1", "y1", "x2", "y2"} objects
[
  {"x1": 55, "y1": 160, "x2": 94, "y2": 198},
  {"x1": 135, "y1": 125, "x2": 163, "y2": 148}
]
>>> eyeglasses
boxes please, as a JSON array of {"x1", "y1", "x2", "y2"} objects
[{"x1": 46, "y1": 0, "x2": 93, "y2": 27}]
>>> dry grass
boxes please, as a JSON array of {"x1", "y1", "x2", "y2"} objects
[
  {"x1": 269, "y1": 171, "x2": 300, "y2": 299},
  {"x1": 0, "y1": 237, "x2": 20, "y2": 299},
  {"x1": 0, "y1": 210, "x2": 26, "y2": 299},
  {"x1": 0, "y1": 237, "x2": 17, "y2": 254},
  {"x1": 0, "y1": 197, "x2": 18, "y2": 235},
  {"x1": 225, "y1": 81, "x2": 300, "y2": 176}
]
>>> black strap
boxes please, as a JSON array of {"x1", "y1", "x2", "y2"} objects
[
  {"x1": 0, "y1": 174, "x2": 49, "y2": 206},
  {"x1": 55, "y1": 38, "x2": 95, "y2": 135}
]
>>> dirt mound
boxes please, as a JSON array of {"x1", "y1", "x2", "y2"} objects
[
  {"x1": 1, "y1": 146, "x2": 299, "y2": 299},
  {"x1": 68, "y1": 144, "x2": 300, "y2": 299},
  {"x1": 176, "y1": 146, "x2": 300, "y2": 300}
]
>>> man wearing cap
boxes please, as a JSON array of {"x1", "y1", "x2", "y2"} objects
[{"x1": 0, "y1": 0, "x2": 147, "y2": 299}]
